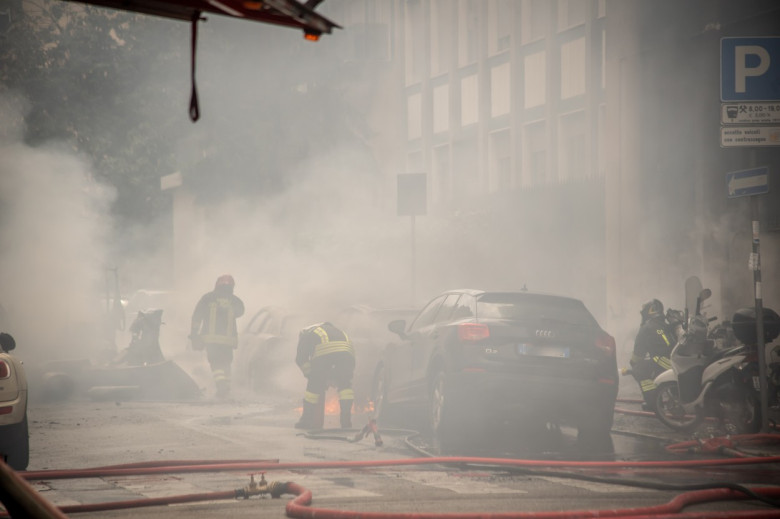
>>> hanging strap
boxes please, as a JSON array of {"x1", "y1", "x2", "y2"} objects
[{"x1": 189, "y1": 11, "x2": 202, "y2": 122}]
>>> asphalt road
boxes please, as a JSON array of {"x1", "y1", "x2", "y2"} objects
[{"x1": 8, "y1": 378, "x2": 780, "y2": 519}]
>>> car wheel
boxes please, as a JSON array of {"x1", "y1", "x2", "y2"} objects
[
  {"x1": 430, "y1": 371, "x2": 446, "y2": 434},
  {"x1": 430, "y1": 370, "x2": 461, "y2": 449},
  {"x1": 0, "y1": 412, "x2": 29, "y2": 471}
]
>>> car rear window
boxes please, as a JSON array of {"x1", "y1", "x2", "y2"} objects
[{"x1": 476, "y1": 293, "x2": 598, "y2": 327}]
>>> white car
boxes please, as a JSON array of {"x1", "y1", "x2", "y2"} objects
[
  {"x1": 235, "y1": 307, "x2": 308, "y2": 393},
  {"x1": 0, "y1": 332, "x2": 28, "y2": 470}
]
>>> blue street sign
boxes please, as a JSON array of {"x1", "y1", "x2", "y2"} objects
[
  {"x1": 726, "y1": 166, "x2": 770, "y2": 198},
  {"x1": 721, "y1": 37, "x2": 780, "y2": 101}
]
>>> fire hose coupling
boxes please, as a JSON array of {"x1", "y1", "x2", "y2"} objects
[
  {"x1": 697, "y1": 436, "x2": 736, "y2": 454},
  {"x1": 234, "y1": 473, "x2": 292, "y2": 499}
]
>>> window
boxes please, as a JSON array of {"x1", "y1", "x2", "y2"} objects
[
  {"x1": 523, "y1": 121, "x2": 546, "y2": 185},
  {"x1": 408, "y1": 92, "x2": 422, "y2": 139},
  {"x1": 247, "y1": 310, "x2": 271, "y2": 334},
  {"x1": 524, "y1": 51, "x2": 546, "y2": 108},
  {"x1": 488, "y1": 0, "x2": 512, "y2": 55},
  {"x1": 521, "y1": 0, "x2": 549, "y2": 44},
  {"x1": 433, "y1": 84, "x2": 450, "y2": 133},
  {"x1": 451, "y1": 294, "x2": 476, "y2": 320},
  {"x1": 560, "y1": 37, "x2": 586, "y2": 99},
  {"x1": 431, "y1": 0, "x2": 451, "y2": 74},
  {"x1": 409, "y1": 295, "x2": 447, "y2": 333},
  {"x1": 461, "y1": 74, "x2": 479, "y2": 126},
  {"x1": 476, "y1": 293, "x2": 598, "y2": 326},
  {"x1": 558, "y1": 110, "x2": 587, "y2": 181},
  {"x1": 490, "y1": 62, "x2": 511, "y2": 117},
  {"x1": 261, "y1": 313, "x2": 282, "y2": 335},
  {"x1": 405, "y1": 0, "x2": 425, "y2": 83},
  {"x1": 557, "y1": 0, "x2": 588, "y2": 30},
  {"x1": 458, "y1": 0, "x2": 479, "y2": 66},
  {"x1": 434, "y1": 294, "x2": 462, "y2": 323},
  {"x1": 489, "y1": 129, "x2": 511, "y2": 192}
]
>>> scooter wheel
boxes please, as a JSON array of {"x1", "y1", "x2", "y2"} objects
[{"x1": 654, "y1": 382, "x2": 703, "y2": 432}]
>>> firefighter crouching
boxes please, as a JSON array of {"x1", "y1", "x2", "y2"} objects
[
  {"x1": 629, "y1": 299, "x2": 681, "y2": 411},
  {"x1": 190, "y1": 274, "x2": 245, "y2": 399},
  {"x1": 295, "y1": 322, "x2": 355, "y2": 430}
]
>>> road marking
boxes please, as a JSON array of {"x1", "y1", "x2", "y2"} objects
[
  {"x1": 536, "y1": 476, "x2": 655, "y2": 493},
  {"x1": 383, "y1": 471, "x2": 528, "y2": 494}
]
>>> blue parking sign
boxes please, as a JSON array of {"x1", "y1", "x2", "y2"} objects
[{"x1": 721, "y1": 37, "x2": 780, "y2": 101}]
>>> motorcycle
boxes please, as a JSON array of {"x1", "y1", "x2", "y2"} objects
[{"x1": 653, "y1": 288, "x2": 780, "y2": 434}]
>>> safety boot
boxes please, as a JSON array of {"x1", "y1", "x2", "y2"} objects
[
  {"x1": 295, "y1": 399, "x2": 326, "y2": 429},
  {"x1": 339, "y1": 399, "x2": 353, "y2": 429},
  {"x1": 294, "y1": 401, "x2": 319, "y2": 429}
]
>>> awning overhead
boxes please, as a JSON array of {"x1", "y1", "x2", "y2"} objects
[
  {"x1": 57, "y1": 0, "x2": 340, "y2": 121},
  {"x1": 61, "y1": 0, "x2": 340, "y2": 37}
]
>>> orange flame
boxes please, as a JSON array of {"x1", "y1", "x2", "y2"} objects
[{"x1": 294, "y1": 395, "x2": 376, "y2": 415}]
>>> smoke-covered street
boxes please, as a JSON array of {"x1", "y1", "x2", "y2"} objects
[
  {"x1": 2, "y1": 0, "x2": 780, "y2": 517},
  {"x1": 15, "y1": 389, "x2": 780, "y2": 518}
]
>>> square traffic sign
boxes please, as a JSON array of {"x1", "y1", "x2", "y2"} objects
[{"x1": 721, "y1": 37, "x2": 780, "y2": 102}]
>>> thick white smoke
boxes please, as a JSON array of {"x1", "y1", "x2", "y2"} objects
[{"x1": 0, "y1": 90, "x2": 117, "y2": 365}]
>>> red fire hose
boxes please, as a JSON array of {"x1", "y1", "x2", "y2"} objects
[
  {"x1": 284, "y1": 483, "x2": 780, "y2": 519},
  {"x1": 20, "y1": 452, "x2": 780, "y2": 482},
  {"x1": 2, "y1": 452, "x2": 778, "y2": 518}
]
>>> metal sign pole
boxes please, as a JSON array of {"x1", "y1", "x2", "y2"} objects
[
  {"x1": 410, "y1": 215, "x2": 416, "y2": 305},
  {"x1": 751, "y1": 197, "x2": 769, "y2": 433}
]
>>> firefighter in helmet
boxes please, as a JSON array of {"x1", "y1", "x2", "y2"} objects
[
  {"x1": 630, "y1": 299, "x2": 679, "y2": 411},
  {"x1": 294, "y1": 322, "x2": 355, "y2": 430},
  {"x1": 190, "y1": 274, "x2": 245, "y2": 399}
]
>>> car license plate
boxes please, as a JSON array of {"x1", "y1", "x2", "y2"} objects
[{"x1": 517, "y1": 343, "x2": 570, "y2": 358}]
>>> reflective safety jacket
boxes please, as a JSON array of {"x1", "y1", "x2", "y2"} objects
[
  {"x1": 631, "y1": 315, "x2": 675, "y2": 372},
  {"x1": 191, "y1": 291, "x2": 245, "y2": 348},
  {"x1": 296, "y1": 322, "x2": 354, "y2": 374}
]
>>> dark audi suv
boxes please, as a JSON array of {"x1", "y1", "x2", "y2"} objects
[{"x1": 372, "y1": 289, "x2": 618, "y2": 450}]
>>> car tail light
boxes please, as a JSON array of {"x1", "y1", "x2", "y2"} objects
[
  {"x1": 595, "y1": 333, "x2": 616, "y2": 357},
  {"x1": 0, "y1": 406, "x2": 12, "y2": 415},
  {"x1": 0, "y1": 360, "x2": 9, "y2": 379},
  {"x1": 458, "y1": 323, "x2": 489, "y2": 341}
]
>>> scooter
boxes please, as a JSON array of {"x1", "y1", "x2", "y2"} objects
[{"x1": 652, "y1": 289, "x2": 761, "y2": 433}]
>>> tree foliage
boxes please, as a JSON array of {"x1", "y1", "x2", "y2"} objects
[
  {"x1": 0, "y1": 0, "x2": 187, "y2": 226},
  {"x1": 1, "y1": 1, "x2": 382, "y2": 223}
]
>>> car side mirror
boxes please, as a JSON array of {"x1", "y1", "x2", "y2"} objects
[
  {"x1": 0, "y1": 332, "x2": 16, "y2": 352},
  {"x1": 388, "y1": 320, "x2": 407, "y2": 339}
]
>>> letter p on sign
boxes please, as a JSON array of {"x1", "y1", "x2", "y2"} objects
[
  {"x1": 721, "y1": 37, "x2": 780, "y2": 102},
  {"x1": 735, "y1": 46, "x2": 770, "y2": 92}
]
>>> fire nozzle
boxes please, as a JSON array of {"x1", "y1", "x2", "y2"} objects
[
  {"x1": 351, "y1": 419, "x2": 383, "y2": 446},
  {"x1": 369, "y1": 419, "x2": 384, "y2": 447}
]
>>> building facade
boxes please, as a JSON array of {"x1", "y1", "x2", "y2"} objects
[{"x1": 376, "y1": 0, "x2": 779, "y2": 336}]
